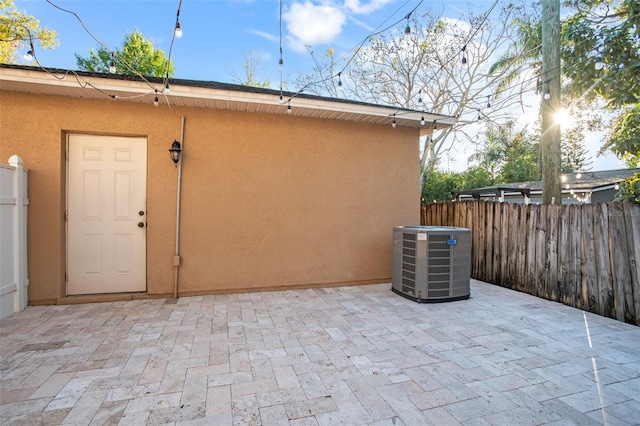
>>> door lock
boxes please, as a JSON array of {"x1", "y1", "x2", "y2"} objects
[{"x1": 138, "y1": 222, "x2": 145, "y2": 228}]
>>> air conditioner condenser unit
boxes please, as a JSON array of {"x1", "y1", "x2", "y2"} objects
[{"x1": 392, "y1": 226, "x2": 471, "y2": 303}]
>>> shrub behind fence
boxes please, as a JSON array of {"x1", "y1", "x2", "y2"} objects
[{"x1": 421, "y1": 200, "x2": 640, "y2": 325}]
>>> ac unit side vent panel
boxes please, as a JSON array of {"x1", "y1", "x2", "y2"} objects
[
  {"x1": 403, "y1": 263, "x2": 416, "y2": 273},
  {"x1": 392, "y1": 226, "x2": 471, "y2": 303}
]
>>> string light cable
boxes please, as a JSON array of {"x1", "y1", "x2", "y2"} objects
[
  {"x1": 295, "y1": 0, "x2": 415, "y2": 101},
  {"x1": 392, "y1": 33, "x2": 575, "y2": 125},
  {"x1": 280, "y1": 0, "x2": 568, "y2": 126},
  {"x1": 44, "y1": 0, "x2": 163, "y2": 95},
  {"x1": 422, "y1": 40, "x2": 545, "y2": 115},
  {"x1": 24, "y1": 42, "x2": 116, "y2": 99},
  {"x1": 340, "y1": 0, "x2": 499, "y2": 126},
  {"x1": 32, "y1": 0, "x2": 611, "y2": 119},
  {"x1": 383, "y1": 63, "x2": 562, "y2": 135},
  {"x1": 279, "y1": 0, "x2": 285, "y2": 103},
  {"x1": 286, "y1": 0, "x2": 421, "y2": 105},
  {"x1": 339, "y1": 0, "x2": 421, "y2": 74},
  {"x1": 399, "y1": 67, "x2": 563, "y2": 128},
  {"x1": 401, "y1": 0, "x2": 627, "y2": 125},
  {"x1": 26, "y1": 0, "x2": 504, "y2": 117},
  {"x1": 163, "y1": 0, "x2": 184, "y2": 97},
  {"x1": 18, "y1": 26, "x2": 166, "y2": 103},
  {"x1": 397, "y1": 0, "x2": 500, "y2": 114}
]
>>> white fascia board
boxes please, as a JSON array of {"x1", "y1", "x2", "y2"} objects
[{"x1": 0, "y1": 67, "x2": 457, "y2": 125}]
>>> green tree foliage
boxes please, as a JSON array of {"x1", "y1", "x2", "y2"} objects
[
  {"x1": 468, "y1": 121, "x2": 538, "y2": 184},
  {"x1": 602, "y1": 105, "x2": 640, "y2": 168},
  {"x1": 562, "y1": 0, "x2": 639, "y2": 106},
  {"x1": 493, "y1": 0, "x2": 640, "y2": 165},
  {"x1": 421, "y1": 167, "x2": 496, "y2": 202},
  {"x1": 423, "y1": 120, "x2": 541, "y2": 202},
  {"x1": 0, "y1": 0, "x2": 57, "y2": 63},
  {"x1": 421, "y1": 170, "x2": 461, "y2": 202},
  {"x1": 469, "y1": 123, "x2": 515, "y2": 184},
  {"x1": 614, "y1": 173, "x2": 640, "y2": 203},
  {"x1": 461, "y1": 167, "x2": 494, "y2": 191},
  {"x1": 561, "y1": 137, "x2": 591, "y2": 173},
  {"x1": 501, "y1": 135, "x2": 539, "y2": 182},
  {"x1": 562, "y1": 0, "x2": 640, "y2": 166},
  {"x1": 75, "y1": 30, "x2": 173, "y2": 77}
]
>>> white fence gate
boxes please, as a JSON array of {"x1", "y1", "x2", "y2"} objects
[{"x1": 0, "y1": 156, "x2": 29, "y2": 320}]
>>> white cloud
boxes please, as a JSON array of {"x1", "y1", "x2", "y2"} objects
[
  {"x1": 284, "y1": 1, "x2": 347, "y2": 52},
  {"x1": 439, "y1": 17, "x2": 473, "y2": 35},
  {"x1": 349, "y1": 15, "x2": 374, "y2": 32},
  {"x1": 248, "y1": 29, "x2": 279, "y2": 43},
  {"x1": 344, "y1": 0, "x2": 396, "y2": 15}
]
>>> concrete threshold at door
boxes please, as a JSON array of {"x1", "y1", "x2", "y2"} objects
[{"x1": 55, "y1": 292, "x2": 168, "y2": 305}]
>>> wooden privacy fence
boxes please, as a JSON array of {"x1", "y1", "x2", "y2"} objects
[{"x1": 421, "y1": 200, "x2": 640, "y2": 325}]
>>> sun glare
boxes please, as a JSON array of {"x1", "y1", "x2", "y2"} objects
[{"x1": 554, "y1": 108, "x2": 573, "y2": 127}]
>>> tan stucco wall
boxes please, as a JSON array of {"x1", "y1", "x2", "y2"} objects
[{"x1": 0, "y1": 90, "x2": 419, "y2": 304}]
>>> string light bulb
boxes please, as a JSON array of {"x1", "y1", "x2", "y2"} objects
[
  {"x1": 392, "y1": 115, "x2": 397, "y2": 128},
  {"x1": 486, "y1": 96, "x2": 491, "y2": 109},
  {"x1": 404, "y1": 12, "x2": 411, "y2": 35},
  {"x1": 286, "y1": 102, "x2": 292, "y2": 114},
  {"x1": 153, "y1": 90, "x2": 159, "y2": 107},
  {"x1": 594, "y1": 59, "x2": 604, "y2": 70},
  {"x1": 461, "y1": 45, "x2": 467, "y2": 65},
  {"x1": 432, "y1": 120, "x2": 437, "y2": 130},
  {"x1": 174, "y1": 7, "x2": 182, "y2": 38},
  {"x1": 279, "y1": 94, "x2": 284, "y2": 104},
  {"x1": 165, "y1": 82, "x2": 171, "y2": 94},
  {"x1": 477, "y1": 109, "x2": 481, "y2": 121},
  {"x1": 543, "y1": 90, "x2": 551, "y2": 100},
  {"x1": 23, "y1": 39, "x2": 35, "y2": 62},
  {"x1": 418, "y1": 89, "x2": 423, "y2": 104},
  {"x1": 108, "y1": 52, "x2": 116, "y2": 74},
  {"x1": 279, "y1": 58, "x2": 284, "y2": 69},
  {"x1": 420, "y1": 115, "x2": 425, "y2": 126},
  {"x1": 337, "y1": 72, "x2": 343, "y2": 91}
]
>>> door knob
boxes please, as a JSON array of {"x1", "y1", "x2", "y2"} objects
[{"x1": 138, "y1": 222, "x2": 145, "y2": 228}]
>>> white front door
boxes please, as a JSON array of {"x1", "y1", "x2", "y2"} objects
[{"x1": 67, "y1": 135, "x2": 147, "y2": 295}]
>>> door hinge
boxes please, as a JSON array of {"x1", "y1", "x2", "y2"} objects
[{"x1": 64, "y1": 211, "x2": 68, "y2": 221}]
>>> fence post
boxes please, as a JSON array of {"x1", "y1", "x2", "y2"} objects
[{"x1": 9, "y1": 155, "x2": 28, "y2": 313}]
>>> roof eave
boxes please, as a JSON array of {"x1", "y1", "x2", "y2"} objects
[{"x1": 0, "y1": 65, "x2": 457, "y2": 130}]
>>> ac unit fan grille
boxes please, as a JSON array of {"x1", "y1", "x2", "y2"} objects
[{"x1": 401, "y1": 233, "x2": 417, "y2": 296}]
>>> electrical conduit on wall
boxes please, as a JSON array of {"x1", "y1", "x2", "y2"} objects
[{"x1": 174, "y1": 116, "x2": 185, "y2": 298}]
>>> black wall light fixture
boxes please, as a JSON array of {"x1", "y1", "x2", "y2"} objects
[{"x1": 169, "y1": 140, "x2": 182, "y2": 166}]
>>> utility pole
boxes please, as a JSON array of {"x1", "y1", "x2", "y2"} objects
[{"x1": 541, "y1": 0, "x2": 562, "y2": 204}]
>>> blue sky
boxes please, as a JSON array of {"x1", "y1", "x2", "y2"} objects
[
  {"x1": 17, "y1": 0, "x2": 477, "y2": 85},
  {"x1": 13, "y1": 0, "x2": 625, "y2": 171}
]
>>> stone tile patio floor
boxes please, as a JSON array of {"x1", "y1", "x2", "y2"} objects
[{"x1": 1, "y1": 281, "x2": 639, "y2": 426}]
